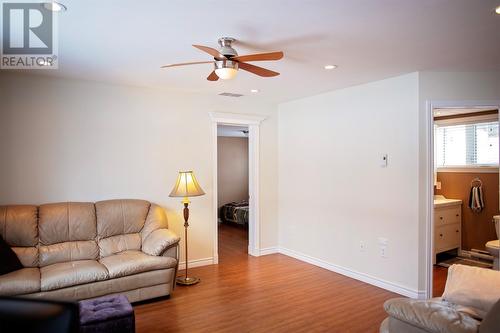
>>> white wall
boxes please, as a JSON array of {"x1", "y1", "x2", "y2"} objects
[
  {"x1": 0, "y1": 73, "x2": 279, "y2": 263},
  {"x1": 417, "y1": 71, "x2": 500, "y2": 291},
  {"x1": 278, "y1": 73, "x2": 421, "y2": 295}
]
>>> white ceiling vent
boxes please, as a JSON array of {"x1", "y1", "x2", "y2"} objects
[{"x1": 219, "y1": 92, "x2": 244, "y2": 98}]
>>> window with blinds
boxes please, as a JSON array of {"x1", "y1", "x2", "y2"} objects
[{"x1": 435, "y1": 121, "x2": 499, "y2": 167}]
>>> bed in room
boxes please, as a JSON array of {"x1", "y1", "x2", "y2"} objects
[{"x1": 220, "y1": 201, "x2": 249, "y2": 225}]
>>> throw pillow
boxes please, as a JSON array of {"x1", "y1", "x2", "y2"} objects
[
  {"x1": 442, "y1": 264, "x2": 500, "y2": 319},
  {"x1": 0, "y1": 235, "x2": 23, "y2": 275}
]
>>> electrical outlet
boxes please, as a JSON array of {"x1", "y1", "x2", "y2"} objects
[
  {"x1": 378, "y1": 237, "x2": 388, "y2": 246},
  {"x1": 378, "y1": 237, "x2": 388, "y2": 258},
  {"x1": 359, "y1": 241, "x2": 367, "y2": 252},
  {"x1": 436, "y1": 181, "x2": 442, "y2": 190}
]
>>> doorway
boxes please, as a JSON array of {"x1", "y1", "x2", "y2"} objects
[
  {"x1": 217, "y1": 125, "x2": 250, "y2": 262},
  {"x1": 426, "y1": 101, "x2": 500, "y2": 298},
  {"x1": 210, "y1": 112, "x2": 266, "y2": 264}
]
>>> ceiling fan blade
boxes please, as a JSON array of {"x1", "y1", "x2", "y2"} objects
[
  {"x1": 232, "y1": 51, "x2": 283, "y2": 62},
  {"x1": 193, "y1": 44, "x2": 226, "y2": 60},
  {"x1": 161, "y1": 61, "x2": 213, "y2": 68},
  {"x1": 238, "y1": 62, "x2": 280, "y2": 77},
  {"x1": 207, "y1": 71, "x2": 219, "y2": 81}
]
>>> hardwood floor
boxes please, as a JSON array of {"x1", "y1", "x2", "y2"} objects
[
  {"x1": 433, "y1": 265, "x2": 448, "y2": 297},
  {"x1": 135, "y1": 223, "x2": 398, "y2": 332}
]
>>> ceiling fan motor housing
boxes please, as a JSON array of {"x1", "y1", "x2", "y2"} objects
[
  {"x1": 214, "y1": 60, "x2": 238, "y2": 71},
  {"x1": 218, "y1": 37, "x2": 238, "y2": 58}
]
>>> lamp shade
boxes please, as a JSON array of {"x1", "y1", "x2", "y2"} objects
[{"x1": 169, "y1": 171, "x2": 205, "y2": 198}]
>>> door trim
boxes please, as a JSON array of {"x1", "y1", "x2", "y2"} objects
[
  {"x1": 424, "y1": 100, "x2": 500, "y2": 299},
  {"x1": 210, "y1": 112, "x2": 267, "y2": 262}
]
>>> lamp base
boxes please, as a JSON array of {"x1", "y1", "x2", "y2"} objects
[{"x1": 176, "y1": 276, "x2": 200, "y2": 286}]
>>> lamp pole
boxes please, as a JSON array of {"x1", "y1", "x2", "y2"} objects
[{"x1": 183, "y1": 200, "x2": 189, "y2": 281}]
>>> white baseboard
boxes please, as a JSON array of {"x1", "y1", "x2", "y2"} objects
[
  {"x1": 178, "y1": 257, "x2": 215, "y2": 268},
  {"x1": 248, "y1": 246, "x2": 260, "y2": 257},
  {"x1": 205, "y1": 245, "x2": 425, "y2": 298},
  {"x1": 279, "y1": 247, "x2": 425, "y2": 299},
  {"x1": 259, "y1": 246, "x2": 280, "y2": 256}
]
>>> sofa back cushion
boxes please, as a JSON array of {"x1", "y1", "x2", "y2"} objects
[
  {"x1": 0, "y1": 205, "x2": 39, "y2": 267},
  {"x1": 38, "y1": 202, "x2": 98, "y2": 267},
  {"x1": 442, "y1": 264, "x2": 500, "y2": 319},
  {"x1": 96, "y1": 199, "x2": 150, "y2": 257}
]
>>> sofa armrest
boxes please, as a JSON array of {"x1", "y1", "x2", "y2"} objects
[
  {"x1": 142, "y1": 228, "x2": 180, "y2": 256},
  {"x1": 383, "y1": 298, "x2": 480, "y2": 333}
]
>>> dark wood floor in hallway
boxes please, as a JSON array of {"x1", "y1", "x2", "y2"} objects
[{"x1": 134, "y1": 223, "x2": 398, "y2": 332}]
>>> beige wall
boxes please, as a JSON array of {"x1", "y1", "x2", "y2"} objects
[
  {"x1": 217, "y1": 137, "x2": 248, "y2": 209},
  {"x1": 278, "y1": 73, "x2": 421, "y2": 295},
  {"x1": 0, "y1": 73, "x2": 279, "y2": 263}
]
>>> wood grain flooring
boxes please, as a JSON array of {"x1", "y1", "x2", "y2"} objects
[
  {"x1": 134, "y1": 223, "x2": 398, "y2": 332},
  {"x1": 433, "y1": 266, "x2": 448, "y2": 297}
]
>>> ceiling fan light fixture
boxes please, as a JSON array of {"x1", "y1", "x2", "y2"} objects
[
  {"x1": 214, "y1": 60, "x2": 238, "y2": 80},
  {"x1": 324, "y1": 64, "x2": 338, "y2": 70}
]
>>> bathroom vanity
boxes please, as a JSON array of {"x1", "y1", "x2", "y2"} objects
[{"x1": 434, "y1": 195, "x2": 462, "y2": 263}]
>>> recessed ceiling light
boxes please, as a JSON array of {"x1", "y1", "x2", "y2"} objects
[
  {"x1": 250, "y1": 89, "x2": 259, "y2": 93},
  {"x1": 496, "y1": 5, "x2": 500, "y2": 14},
  {"x1": 43, "y1": 2, "x2": 67, "y2": 12},
  {"x1": 324, "y1": 65, "x2": 338, "y2": 70}
]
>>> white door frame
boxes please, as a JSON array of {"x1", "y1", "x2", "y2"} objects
[
  {"x1": 424, "y1": 99, "x2": 500, "y2": 299},
  {"x1": 210, "y1": 112, "x2": 267, "y2": 262}
]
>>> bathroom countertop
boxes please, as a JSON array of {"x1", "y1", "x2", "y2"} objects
[{"x1": 434, "y1": 195, "x2": 462, "y2": 208}]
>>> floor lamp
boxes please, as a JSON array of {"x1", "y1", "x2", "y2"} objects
[{"x1": 169, "y1": 171, "x2": 205, "y2": 285}]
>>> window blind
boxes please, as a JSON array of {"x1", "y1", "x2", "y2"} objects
[{"x1": 435, "y1": 121, "x2": 499, "y2": 167}]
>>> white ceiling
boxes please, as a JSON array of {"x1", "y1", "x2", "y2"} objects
[
  {"x1": 18, "y1": 0, "x2": 500, "y2": 103},
  {"x1": 217, "y1": 125, "x2": 249, "y2": 138}
]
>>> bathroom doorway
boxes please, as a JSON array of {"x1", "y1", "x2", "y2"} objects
[{"x1": 429, "y1": 103, "x2": 500, "y2": 297}]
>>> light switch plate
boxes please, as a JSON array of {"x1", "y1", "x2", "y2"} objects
[{"x1": 380, "y1": 154, "x2": 388, "y2": 167}]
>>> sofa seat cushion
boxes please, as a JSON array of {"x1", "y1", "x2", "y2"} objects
[
  {"x1": 0, "y1": 268, "x2": 40, "y2": 296},
  {"x1": 41, "y1": 260, "x2": 108, "y2": 291},
  {"x1": 99, "y1": 250, "x2": 177, "y2": 279},
  {"x1": 384, "y1": 298, "x2": 480, "y2": 333}
]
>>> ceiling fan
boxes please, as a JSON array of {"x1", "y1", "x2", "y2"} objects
[{"x1": 161, "y1": 37, "x2": 284, "y2": 81}]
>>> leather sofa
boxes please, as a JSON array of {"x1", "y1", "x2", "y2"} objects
[
  {"x1": 380, "y1": 264, "x2": 500, "y2": 333},
  {"x1": 380, "y1": 297, "x2": 500, "y2": 333},
  {"x1": 0, "y1": 199, "x2": 180, "y2": 303}
]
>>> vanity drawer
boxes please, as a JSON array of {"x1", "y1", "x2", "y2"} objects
[
  {"x1": 435, "y1": 223, "x2": 461, "y2": 252},
  {"x1": 434, "y1": 206, "x2": 461, "y2": 226}
]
